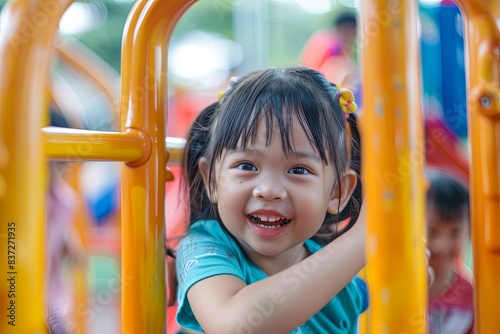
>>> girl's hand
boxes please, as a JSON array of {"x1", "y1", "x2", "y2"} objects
[
  {"x1": 344, "y1": 200, "x2": 366, "y2": 265},
  {"x1": 351, "y1": 200, "x2": 366, "y2": 243}
]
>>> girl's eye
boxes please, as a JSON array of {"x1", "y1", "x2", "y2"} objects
[
  {"x1": 288, "y1": 166, "x2": 310, "y2": 175},
  {"x1": 236, "y1": 162, "x2": 257, "y2": 171}
]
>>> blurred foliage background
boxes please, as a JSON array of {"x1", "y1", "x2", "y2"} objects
[
  {"x1": 0, "y1": 0, "x2": 459, "y2": 138},
  {"x1": 0, "y1": 0, "x2": 358, "y2": 133},
  {"x1": 0, "y1": 0, "x2": 356, "y2": 73}
]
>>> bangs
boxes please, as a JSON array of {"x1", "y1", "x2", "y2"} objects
[{"x1": 211, "y1": 68, "x2": 347, "y2": 166}]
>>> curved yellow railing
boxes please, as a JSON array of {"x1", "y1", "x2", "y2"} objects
[
  {"x1": 118, "y1": 0, "x2": 194, "y2": 331},
  {"x1": 454, "y1": 0, "x2": 500, "y2": 332},
  {"x1": 46, "y1": 43, "x2": 184, "y2": 331}
]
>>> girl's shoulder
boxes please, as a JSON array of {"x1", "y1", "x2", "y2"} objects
[
  {"x1": 176, "y1": 220, "x2": 245, "y2": 266},
  {"x1": 178, "y1": 220, "x2": 233, "y2": 248}
]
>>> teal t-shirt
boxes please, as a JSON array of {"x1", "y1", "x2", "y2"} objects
[{"x1": 176, "y1": 220, "x2": 367, "y2": 333}]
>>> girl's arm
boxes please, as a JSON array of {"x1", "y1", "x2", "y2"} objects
[{"x1": 187, "y1": 208, "x2": 366, "y2": 334}]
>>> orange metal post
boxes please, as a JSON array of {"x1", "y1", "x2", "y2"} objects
[
  {"x1": 0, "y1": 0, "x2": 74, "y2": 333},
  {"x1": 118, "y1": 0, "x2": 195, "y2": 331},
  {"x1": 360, "y1": 0, "x2": 427, "y2": 332},
  {"x1": 455, "y1": 0, "x2": 500, "y2": 332}
]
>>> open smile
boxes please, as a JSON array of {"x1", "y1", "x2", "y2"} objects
[
  {"x1": 249, "y1": 214, "x2": 291, "y2": 228},
  {"x1": 247, "y1": 214, "x2": 292, "y2": 237}
]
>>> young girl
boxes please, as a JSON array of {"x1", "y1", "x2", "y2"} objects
[
  {"x1": 174, "y1": 67, "x2": 367, "y2": 333},
  {"x1": 426, "y1": 169, "x2": 474, "y2": 334}
]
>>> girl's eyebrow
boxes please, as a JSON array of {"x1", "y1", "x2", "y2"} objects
[
  {"x1": 229, "y1": 147, "x2": 320, "y2": 162},
  {"x1": 291, "y1": 151, "x2": 321, "y2": 162}
]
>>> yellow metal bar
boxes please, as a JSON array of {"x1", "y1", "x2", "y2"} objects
[
  {"x1": 43, "y1": 127, "x2": 150, "y2": 163},
  {"x1": 360, "y1": 0, "x2": 427, "y2": 332},
  {"x1": 0, "y1": 0, "x2": 74, "y2": 333},
  {"x1": 455, "y1": 0, "x2": 500, "y2": 332},
  {"x1": 119, "y1": 0, "x2": 195, "y2": 331},
  {"x1": 166, "y1": 137, "x2": 186, "y2": 165}
]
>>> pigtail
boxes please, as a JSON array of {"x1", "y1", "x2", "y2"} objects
[
  {"x1": 310, "y1": 77, "x2": 363, "y2": 243},
  {"x1": 184, "y1": 102, "x2": 219, "y2": 222},
  {"x1": 327, "y1": 84, "x2": 362, "y2": 238},
  {"x1": 166, "y1": 101, "x2": 219, "y2": 306},
  {"x1": 336, "y1": 112, "x2": 362, "y2": 234}
]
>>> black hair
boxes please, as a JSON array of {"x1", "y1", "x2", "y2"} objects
[
  {"x1": 334, "y1": 12, "x2": 357, "y2": 28},
  {"x1": 426, "y1": 169, "x2": 469, "y2": 222},
  {"x1": 166, "y1": 102, "x2": 218, "y2": 306},
  {"x1": 202, "y1": 66, "x2": 362, "y2": 244},
  {"x1": 183, "y1": 102, "x2": 219, "y2": 223}
]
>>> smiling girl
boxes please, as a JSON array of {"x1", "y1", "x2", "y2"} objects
[{"x1": 174, "y1": 67, "x2": 367, "y2": 333}]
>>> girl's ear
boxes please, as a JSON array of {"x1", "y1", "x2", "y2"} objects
[
  {"x1": 327, "y1": 170, "x2": 357, "y2": 214},
  {"x1": 198, "y1": 157, "x2": 217, "y2": 204}
]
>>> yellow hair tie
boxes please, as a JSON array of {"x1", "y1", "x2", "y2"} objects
[
  {"x1": 335, "y1": 84, "x2": 357, "y2": 119},
  {"x1": 218, "y1": 76, "x2": 238, "y2": 101},
  {"x1": 217, "y1": 90, "x2": 225, "y2": 101}
]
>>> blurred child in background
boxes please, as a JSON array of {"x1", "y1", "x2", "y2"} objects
[{"x1": 426, "y1": 169, "x2": 474, "y2": 334}]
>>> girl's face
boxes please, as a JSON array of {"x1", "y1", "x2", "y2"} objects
[
  {"x1": 427, "y1": 204, "x2": 469, "y2": 275},
  {"x1": 204, "y1": 116, "x2": 355, "y2": 270}
]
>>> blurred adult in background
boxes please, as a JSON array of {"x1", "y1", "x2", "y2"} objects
[{"x1": 300, "y1": 12, "x2": 359, "y2": 93}]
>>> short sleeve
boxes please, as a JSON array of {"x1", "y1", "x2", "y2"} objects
[{"x1": 175, "y1": 224, "x2": 245, "y2": 331}]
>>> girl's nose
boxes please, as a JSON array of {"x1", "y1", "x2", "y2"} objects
[{"x1": 252, "y1": 179, "x2": 287, "y2": 201}]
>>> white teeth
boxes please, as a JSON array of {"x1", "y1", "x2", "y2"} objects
[
  {"x1": 250, "y1": 215, "x2": 290, "y2": 228},
  {"x1": 253, "y1": 215, "x2": 280, "y2": 222},
  {"x1": 256, "y1": 223, "x2": 283, "y2": 229}
]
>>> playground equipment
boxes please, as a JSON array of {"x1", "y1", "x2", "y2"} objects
[{"x1": 0, "y1": 0, "x2": 499, "y2": 333}]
